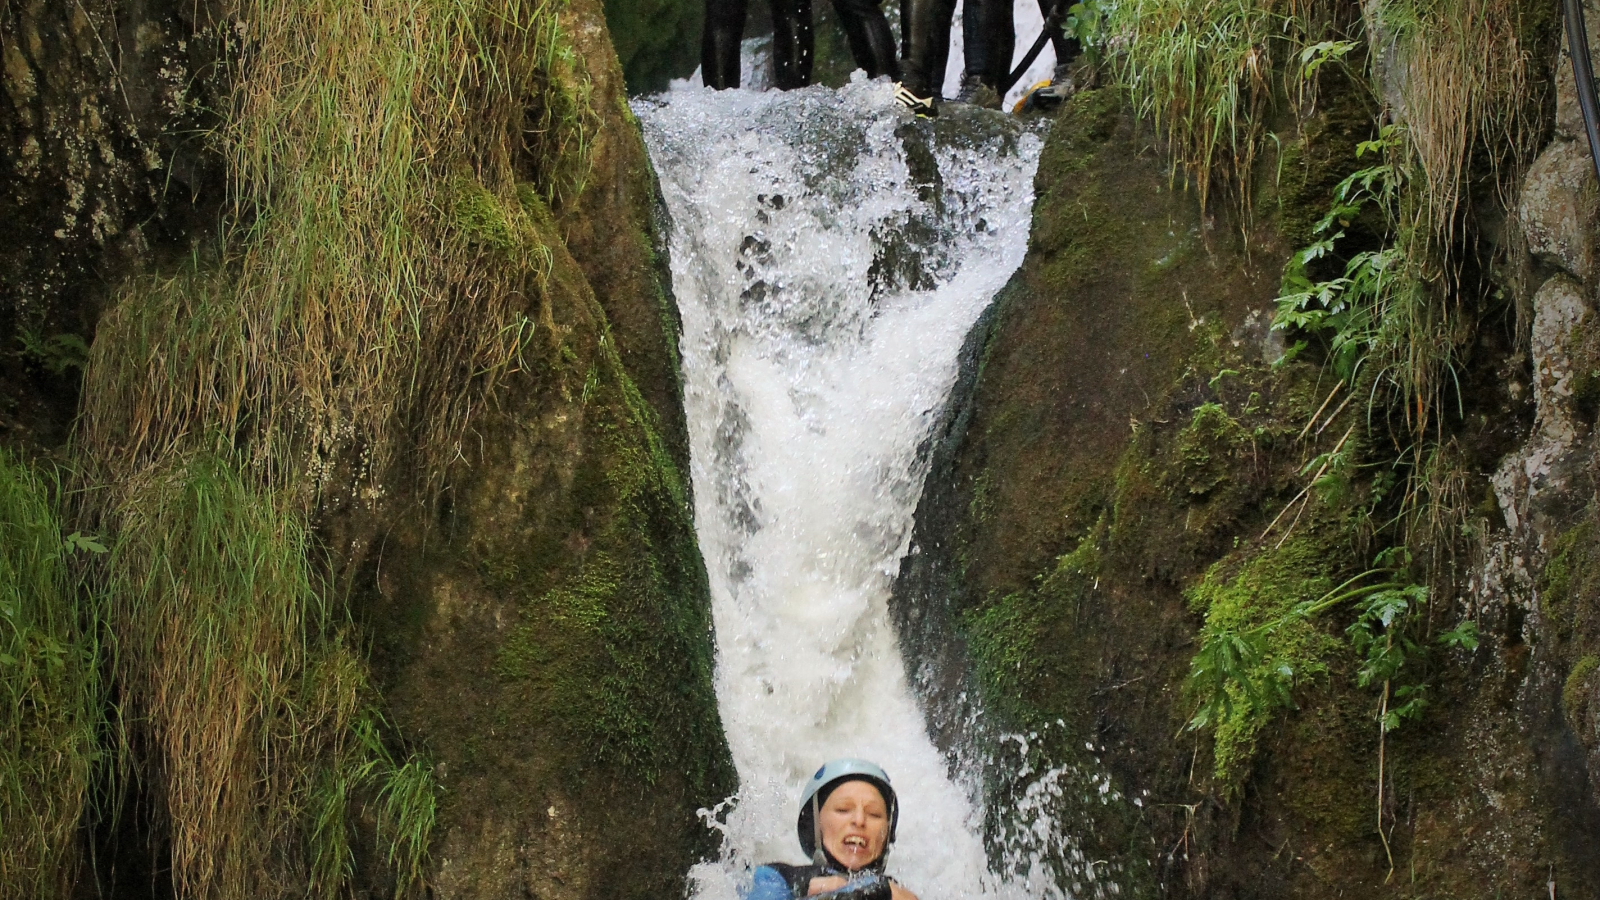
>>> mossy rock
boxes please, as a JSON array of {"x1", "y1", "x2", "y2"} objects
[
  {"x1": 339, "y1": 2, "x2": 733, "y2": 897},
  {"x1": 603, "y1": 0, "x2": 702, "y2": 94}
]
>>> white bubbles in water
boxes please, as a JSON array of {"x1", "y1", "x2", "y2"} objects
[{"x1": 637, "y1": 80, "x2": 1111, "y2": 900}]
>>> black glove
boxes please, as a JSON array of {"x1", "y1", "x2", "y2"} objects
[{"x1": 818, "y1": 874, "x2": 892, "y2": 900}]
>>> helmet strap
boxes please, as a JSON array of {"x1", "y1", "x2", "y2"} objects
[{"x1": 810, "y1": 794, "x2": 826, "y2": 867}]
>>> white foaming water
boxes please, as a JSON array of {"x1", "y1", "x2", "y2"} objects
[{"x1": 636, "y1": 80, "x2": 1070, "y2": 900}]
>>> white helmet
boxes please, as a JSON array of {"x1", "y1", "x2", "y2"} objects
[{"x1": 796, "y1": 758, "x2": 900, "y2": 862}]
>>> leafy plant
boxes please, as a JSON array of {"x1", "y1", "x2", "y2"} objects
[
  {"x1": 1186, "y1": 538, "x2": 1479, "y2": 873},
  {"x1": 1273, "y1": 123, "x2": 1464, "y2": 439},
  {"x1": 17, "y1": 331, "x2": 89, "y2": 375},
  {"x1": 1296, "y1": 38, "x2": 1357, "y2": 82},
  {"x1": 1063, "y1": 1, "x2": 1106, "y2": 68}
]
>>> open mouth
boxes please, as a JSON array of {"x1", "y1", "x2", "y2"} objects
[{"x1": 841, "y1": 836, "x2": 868, "y2": 852}]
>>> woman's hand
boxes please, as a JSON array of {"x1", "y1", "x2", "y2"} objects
[
  {"x1": 806, "y1": 875, "x2": 848, "y2": 895},
  {"x1": 805, "y1": 875, "x2": 918, "y2": 900}
]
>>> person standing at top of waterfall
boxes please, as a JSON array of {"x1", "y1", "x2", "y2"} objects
[
  {"x1": 744, "y1": 759, "x2": 921, "y2": 900},
  {"x1": 895, "y1": 0, "x2": 1083, "y2": 117},
  {"x1": 702, "y1": 0, "x2": 899, "y2": 91}
]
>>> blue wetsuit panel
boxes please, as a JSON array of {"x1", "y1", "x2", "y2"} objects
[{"x1": 746, "y1": 865, "x2": 794, "y2": 900}]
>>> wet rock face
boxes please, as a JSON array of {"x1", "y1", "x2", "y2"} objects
[
  {"x1": 1, "y1": 0, "x2": 229, "y2": 449},
  {"x1": 893, "y1": 89, "x2": 1282, "y2": 899},
  {"x1": 1493, "y1": 275, "x2": 1592, "y2": 537},
  {"x1": 1479, "y1": 14, "x2": 1600, "y2": 869},
  {"x1": 897, "y1": 74, "x2": 1600, "y2": 899},
  {"x1": 603, "y1": 0, "x2": 701, "y2": 93}
]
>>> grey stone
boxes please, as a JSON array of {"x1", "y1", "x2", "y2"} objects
[
  {"x1": 1493, "y1": 275, "x2": 1591, "y2": 536},
  {"x1": 1556, "y1": 50, "x2": 1584, "y2": 142},
  {"x1": 1519, "y1": 139, "x2": 1599, "y2": 280},
  {"x1": 1530, "y1": 274, "x2": 1590, "y2": 439}
]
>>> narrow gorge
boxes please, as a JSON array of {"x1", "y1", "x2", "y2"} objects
[{"x1": 3, "y1": 0, "x2": 1599, "y2": 898}]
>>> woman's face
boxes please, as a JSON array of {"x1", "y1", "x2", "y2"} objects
[{"x1": 818, "y1": 780, "x2": 890, "y2": 871}]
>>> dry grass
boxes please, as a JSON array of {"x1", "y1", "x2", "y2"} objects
[
  {"x1": 1380, "y1": 0, "x2": 1542, "y2": 248},
  {"x1": 1107, "y1": 0, "x2": 1291, "y2": 214},
  {"x1": 108, "y1": 455, "x2": 436, "y2": 898}
]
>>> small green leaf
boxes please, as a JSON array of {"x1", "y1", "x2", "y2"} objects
[{"x1": 1438, "y1": 620, "x2": 1479, "y2": 651}]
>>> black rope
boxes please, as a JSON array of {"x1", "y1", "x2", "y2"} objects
[
  {"x1": 1001, "y1": 0, "x2": 1071, "y2": 96},
  {"x1": 1565, "y1": 0, "x2": 1600, "y2": 184}
]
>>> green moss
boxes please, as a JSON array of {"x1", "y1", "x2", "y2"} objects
[
  {"x1": 1105, "y1": 431, "x2": 1163, "y2": 558},
  {"x1": 1177, "y1": 402, "x2": 1247, "y2": 496},
  {"x1": 1541, "y1": 522, "x2": 1590, "y2": 636},
  {"x1": 1280, "y1": 714, "x2": 1372, "y2": 842},
  {"x1": 1186, "y1": 536, "x2": 1346, "y2": 788},
  {"x1": 1566, "y1": 655, "x2": 1598, "y2": 725},
  {"x1": 450, "y1": 176, "x2": 518, "y2": 252},
  {"x1": 964, "y1": 525, "x2": 1105, "y2": 726},
  {"x1": 488, "y1": 330, "x2": 725, "y2": 791},
  {"x1": 515, "y1": 181, "x2": 559, "y2": 232},
  {"x1": 1273, "y1": 72, "x2": 1378, "y2": 249}
]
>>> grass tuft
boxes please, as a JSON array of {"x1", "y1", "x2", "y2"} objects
[
  {"x1": 79, "y1": 0, "x2": 592, "y2": 502},
  {"x1": 1375, "y1": 0, "x2": 1544, "y2": 248},
  {"x1": 0, "y1": 450, "x2": 103, "y2": 898},
  {"x1": 107, "y1": 454, "x2": 437, "y2": 898},
  {"x1": 1105, "y1": 0, "x2": 1293, "y2": 214},
  {"x1": 69, "y1": 0, "x2": 600, "y2": 891}
]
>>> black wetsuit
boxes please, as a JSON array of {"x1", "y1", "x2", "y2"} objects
[
  {"x1": 901, "y1": 0, "x2": 1081, "y2": 99},
  {"x1": 702, "y1": 0, "x2": 899, "y2": 90}
]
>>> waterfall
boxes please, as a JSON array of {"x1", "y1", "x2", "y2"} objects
[{"x1": 636, "y1": 80, "x2": 1081, "y2": 900}]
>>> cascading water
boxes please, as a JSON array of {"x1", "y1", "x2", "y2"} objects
[{"x1": 637, "y1": 80, "x2": 1108, "y2": 900}]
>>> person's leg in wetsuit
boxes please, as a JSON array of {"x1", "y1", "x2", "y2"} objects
[
  {"x1": 1043, "y1": 0, "x2": 1082, "y2": 76},
  {"x1": 1016, "y1": 0, "x2": 1082, "y2": 108},
  {"x1": 703, "y1": 0, "x2": 747, "y2": 89},
  {"x1": 771, "y1": 0, "x2": 815, "y2": 89},
  {"x1": 956, "y1": 0, "x2": 1012, "y2": 106},
  {"x1": 896, "y1": 0, "x2": 958, "y2": 114},
  {"x1": 703, "y1": 0, "x2": 815, "y2": 89},
  {"x1": 828, "y1": 0, "x2": 899, "y2": 80}
]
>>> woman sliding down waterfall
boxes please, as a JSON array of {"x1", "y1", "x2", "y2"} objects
[{"x1": 747, "y1": 760, "x2": 921, "y2": 900}]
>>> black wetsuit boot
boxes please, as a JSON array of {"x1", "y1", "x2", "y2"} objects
[
  {"x1": 963, "y1": 0, "x2": 1081, "y2": 96},
  {"x1": 962, "y1": 0, "x2": 1013, "y2": 93},
  {"x1": 899, "y1": 0, "x2": 958, "y2": 100}
]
